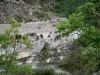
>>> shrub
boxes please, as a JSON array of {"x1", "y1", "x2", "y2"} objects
[
  {"x1": 0, "y1": 18, "x2": 33, "y2": 75},
  {"x1": 6, "y1": 64, "x2": 33, "y2": 75},
  {"x1": 32, "y1": 67, "x2": 69, "y2": 75},
  {"x1": 56, "y1": 72, "x2": 67, "y2": 75},
  {"x1": 33, "y1": 67, "x2": 55, "y2": 75},
  {"x1": 40, "y1": 42, "x2": 50, "y2": 61}
]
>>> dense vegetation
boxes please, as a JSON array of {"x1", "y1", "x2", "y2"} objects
[
  {"x1": 1, "y1": 64, "x2": 68, "y2": 75},
  {"x1": 0, "y1": 0, "x2": 100, "y2": 75},
  {"x1": 54, "y1": 0, "x2": 100, "y2": 17},
  {"x1": 54, "y1": 0, "x2": 85, "y2": 17},
  {"x1": 57, "y1": 0, "x2": 100, "y2": 75}
]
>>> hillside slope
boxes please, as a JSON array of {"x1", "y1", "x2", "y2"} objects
[{"x1": 0, "y1": 0, "x2": 57, "y2": 24}]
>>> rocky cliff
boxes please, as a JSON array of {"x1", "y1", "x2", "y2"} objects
[{"x1": 0, "y1": 0, "x2": 57, "y2": 24}]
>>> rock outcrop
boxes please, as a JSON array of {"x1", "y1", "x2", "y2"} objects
[
  {"x1": 0, "y1": 0, "x2": 57, "y2": 24},
  {"x1": 0, "y1": 18, "x2": 79, "y2": 66}
]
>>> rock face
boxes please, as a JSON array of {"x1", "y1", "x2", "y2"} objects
[
  {"x1": 0, "y1": 18, "x2": 65, "y2": 58},
  {"x1": 0, "y1": 18, "x2": 77, "y2": 75},
  {"x1": 0, "y1": 18, "x2": 79, "y2": 66},
  {"x1": 0, "y1": 0, "x2": 57, "y2": 24}
]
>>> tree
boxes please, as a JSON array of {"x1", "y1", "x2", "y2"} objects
[
  {"x1": 55, "y1": 0, "x2": 85, "y2": 17},
  {"x1": 57, "y1": 2, "x2": 100, "y2": 75},
  {"x1": 0, "y1": 18, "x2": 33, "y2": 74}
]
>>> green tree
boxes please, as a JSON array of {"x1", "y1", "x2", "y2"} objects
[
  {"x1": 57, "y1": 2, "x2": 100, "y2": 75},
  {"x1": 0, "y1": 18, "x2": 33, "y2": 74},
  {"x1": 55, "y1": 0, "x2": 85, "y2": 16}
]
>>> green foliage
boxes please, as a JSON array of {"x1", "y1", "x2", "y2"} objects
[
  {"x1": 57, "y1": 20, "x2": 68, "y2": 32},
  {"x1": 56, "y1": 12, "x2": 83, "y2": 37},
  {"x1": 58, "y1": 47, "x2": 84, "y2": 70},
  {"x1": 54, "y1": 0, "x2": 100, "y2": 17},
  {"x1": 0, "y1": 66, "x2": 69, "y2": 75},
  {"x1": 10, "y1": 18, "x2": 21, "y2": 28},
  {"x1": 40, "y1": 42, "x2": 50, "y2": 61},
  {"x1": 55, "y1": 0, "x2": 85, "y2": 16},
  {"x1": 82, "y1": 47, "x2": 100, "y2": 72},
  {"x1": 6, "y1": 64, "x2": 33, "y2": 75},
  {"x1": 57, "y1": 2, "x2": 100, "y2": 75},
  {"x1": 78, "y1": 3, "x2": 100, "y2": 27},
  {"x1": 0, "y1": 18, "x2": 33, "y2": 74},
  {"x1": 23, "y1": 35, "x2": 33, "y2": 49},
  {"x1": 33, "y1": 67, "x2": 55, "y2": 75},
  {"x1": 56, "y1": 72, "x2": 67, "y2": 75},
  {"x1": 57, "y1": 2, "x2": 100, "y2": 48},
  {"x1": 32, "y1": 67, "x2": 68, "y2": 75}
]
